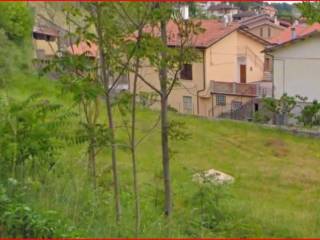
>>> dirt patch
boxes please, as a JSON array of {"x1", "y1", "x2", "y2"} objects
[
  {"x1": 265, "y1": 139, "x2": 289, "y2": 157},
  {"x1": 265, "y1": 139, "x2": 286, "y2": 147}
]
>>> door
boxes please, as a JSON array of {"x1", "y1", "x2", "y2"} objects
[{"x1": 240, "y1": 64, "x2": 246, "y2": 83}]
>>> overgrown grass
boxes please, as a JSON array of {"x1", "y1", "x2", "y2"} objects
[{"x1": 3, "y1": 73, "x2": 320, "y2": 238}]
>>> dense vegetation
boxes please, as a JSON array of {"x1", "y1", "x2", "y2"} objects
[{"x1": 1, "y1": 2, "x2": 320, "y2": 238}]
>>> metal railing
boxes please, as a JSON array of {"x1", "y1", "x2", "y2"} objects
[{"x1": 208, "y1": 98, "x2": 255, "y2": 120}]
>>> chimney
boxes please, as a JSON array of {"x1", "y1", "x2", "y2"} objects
[
  {"x1": 274, "y1": 16, "x2": 279, "y2": 26},
  {"x1": 180, "y1": 5, "x2": 189, "y2": 20},
  {"x1": 223, "y1": 14, "x2": 229, "y2": 27},
  {"x1": 291, "y1": 27, "x2": 296, "y2": 40},
  {"x1": 291, "y1": 20, "x2": 299, "y2": 40}
]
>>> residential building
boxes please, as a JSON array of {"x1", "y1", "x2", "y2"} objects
[
  {"x1": 32, "y1": 15, "x2": 69, "y2": 62},
  {"x1": 249, "y1": 5, "x2": 278, "y2": 18},
  {"x1": 129, "y1": 19, "x2": 271, "y2": 118},
  {"x1": 259, "y1": 5, "x2": 278, "y2": 18},
  {"x1": 67, "y1": 42, "x2": 129, "y2": 92},
  {"x1": 32, "y1": 25, "x2": 59, "y2": 60},
  {"x1": 239, "y1": 14, "x2": 288, "y2": 40},
  {"x1": 232, "y1": 11, "x2": 257, "y2": 22},
  {"x1": 265, "y1": 23, "x2": 320, "y2": 102},
  {"x1": 207, "y1": 3, "x2": 239, "y2": 19}
]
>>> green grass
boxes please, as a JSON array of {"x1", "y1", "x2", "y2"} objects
[{"x1": 4, "y1": 74, "x2": 320, "y2": 238}]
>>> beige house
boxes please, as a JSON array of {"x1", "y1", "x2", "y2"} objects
[
  {"x1": 32, "y1": 13, "x2": 71, "y2": 62},
  {"x1": 32, "y1": 26, "x2": 59, "y2": 60},
  {"x1": 265, "y1": 24, "x2": 320, "y2": 102},
  {"x1": 130, "y1": 19, "x2": 271, "y2": 118},
  {"x1": 239, "y1": 14, "x2": 288, "y2": 41}
]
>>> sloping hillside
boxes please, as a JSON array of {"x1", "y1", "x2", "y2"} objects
[{"x1": 5, "y1": 75, "x2": 320, "y2": 238}]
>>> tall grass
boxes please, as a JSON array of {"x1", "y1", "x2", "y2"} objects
[{"x1": 2, "y1": 71, "x2": 320, "y2": 237}]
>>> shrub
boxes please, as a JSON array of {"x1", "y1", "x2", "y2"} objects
[
  {"x1": 0, "y1": 94, "x2": 73, "y2": 180},
  {"x1": 0, "y1": 183, "x2": 78, "y2": 238},
  {"x1": 253, "y1": 111, "x2": 271, "y2": 124},
  {"x1": 297, "y1": 100, "x2": 320, "y2": 127},
  {"x1": 138, "y1": 91, "x2": 158, "y2": 107},
  {"x1": 263, "y1": 94, "x2": 297, "y2": 125}
]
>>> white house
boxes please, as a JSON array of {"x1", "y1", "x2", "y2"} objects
[{"x1": 266, "y1": 23, "x2": 320, "y2": 102}]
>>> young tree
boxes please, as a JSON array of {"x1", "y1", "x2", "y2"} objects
[
  {"x1": 112, "y1": 2, "x2": 154, "y2": 233},
  {"x1": 45, "y1": 51, "x2": 106, "y2": 188},
  {"x1": 87, "y1": 2, "x2": 148, "y2": 223},
  {"x1": 131, "y1": 3, "x2": 202, "y2": 217}
]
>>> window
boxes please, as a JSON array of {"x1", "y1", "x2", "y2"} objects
[
  {"x1": 268, "y1": 27, "x2": 271, "y2": 37},
  {"x1": 216, "y1": 94, "x2": 226, "y2": 106},
  {"x1": 260, "y1": 28, "x2": 263, "y2": 37},
  {"x1": 183, "y1": 96, "x2": 193, "y2": 113},
  {"x1": 33, "y1": 32, "x2": 56, "y2": 42},
  {"x1": 180, "y1": 64, "x2": 192, "y2": 80}
]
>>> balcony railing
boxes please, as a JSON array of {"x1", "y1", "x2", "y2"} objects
[
  {"x1": 211, "y1": 81, "x2": 257, "y2": 97},
  {"x1": 210, "y1": 80, "x2": 273, "y2": 98}
]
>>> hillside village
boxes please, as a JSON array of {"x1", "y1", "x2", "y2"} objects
[
  {"x1": 31, "y1": 2, "x2": 320, "y2": 125},
  {"x1": 2, "y1": 2, "x2": 320, "y2": 238}
]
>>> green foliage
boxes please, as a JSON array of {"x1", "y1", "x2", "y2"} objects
[
  {"x1": 189, "y1": 184, "x2": 231, "y2": 231},
  {"x1": 0, "y1": 182, "x2": 78, "y2": 238},
  {"x1": 271, "y1": 3, "x2": 295, "y2": 18},
  {"x1": 253, "y1": 111, "x2": 271, "y2": 124},
  {"x1": 0, "y1": 3, "x2": 33, "y2": 86},
  {"x1": 1, "y1": 2, "x2": 320, "y2": 238},
  {"x1": 168, "y1": 119, "x2": 190, "y2": 142},
  {"x1": 233, "y1": 2, "x2": 263, "y2": 11},
  {"x1": 297, "y1": 2, "x2": 320, "y2": 24},
  {"x1": 138, "y1": 91, "x2": 158, "y2": 107},
  {"x1": 263, "y1": 94, "x2": 297, "y2": 125},
  {"x1": 0, "y1": 3, "x2": 33, "y2": 44},
  {"x1": 263, "y1": 94, "x2": 297, "y2": 116},
  {"x1": 297, "y1": 100, "x2": 320, "y2": 127},
  {"x1": 0, "y1": 93, "x2": 72, "y2": 180}
]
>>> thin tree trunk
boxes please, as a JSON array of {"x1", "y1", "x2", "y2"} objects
[
  {"x1": 95, "y1": 4, "x2": 121, "y2": 223},
  {"x1": 131, "y1": 56, "x2": 141, "y2": 235},
  {"x1": 159, "y1": 18, "x2": 172, "y2": 217},
  {"x1": 88, "y1": 141, "x2": 97, "y2": 188}
]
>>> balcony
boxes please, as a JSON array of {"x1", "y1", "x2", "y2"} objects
[{"x1": 210, "y1": 81, "x2": 257, "y2": 97}]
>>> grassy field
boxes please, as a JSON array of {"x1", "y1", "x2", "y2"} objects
[{"x1": 5, "y1": 75, "x2": 320, "y2": 238}]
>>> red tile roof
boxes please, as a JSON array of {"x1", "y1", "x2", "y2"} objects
[
  {"x1": 69, "y1": 19, "x2": 268, "y2": 57},
  {"x1": 270, "y1": 23, "x2": 320, "y2": 44},
  {"x1": 144, "y1": 19, "x2": 240, "y2": 48},
  {"x1": 67, "y1": 41, "x2": 98, "y2": 57}
]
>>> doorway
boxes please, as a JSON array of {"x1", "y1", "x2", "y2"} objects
[{"x1": 240, "y1": 64, "x2": 247, "y2": 83}]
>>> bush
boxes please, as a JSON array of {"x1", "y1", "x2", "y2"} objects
[
  {"x1": 187, "y1": 184, "x2": 232, "y2": 232},
  {"x1": 0, "y1": 183, "x2": 78, "y2": 238},
  {"x1": 297, "y1": 100, "x2": 320, "y2": 127},
  {"x1": 138, "y1": 91, "x2": 158, "y2": 107},
  {"x1": 0, "y1": 94, "x2": 73, "y2": 180},
  {"x1": 253, "y1": 111, "x2": 271, "y2": 124},
  {"x1": 263, "y1": 94, "x2": 297, "y2": 125}
]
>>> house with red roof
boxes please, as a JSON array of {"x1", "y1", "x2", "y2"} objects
[
  {"x1": 68, "y1": 41, "x2": 98, "y2": 58},
  {"x1": 32, "y1": 25, "x2": 60, "y2": 60},
  {"x1": 131, "y1": 19, "x2": 271, "y2": 118},
  {"x1": 265, "y1": 23, "x2": 320, "y2": 102},
  {"x1": 239, "y1": 14, "x2": 289, "y2": 41}
]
